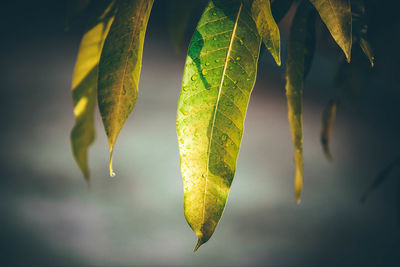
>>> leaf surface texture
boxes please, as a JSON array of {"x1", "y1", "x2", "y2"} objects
[
  {"x1": 309, "y1": 0, "x2": 352, "y2": 61},
  {"x1": 176, "y1": 0, "x2": 261, "y2": 250},
  {"x1": 70, "y1": 0, "x2": 116, "y2": 182},
  {"x1": 285, "y1": 0, "x2": 316, "y2": 203},
  {"x1": 251, "y1": 0, "x2": 281, "y2": 65},
  {"x1": 98, "y1": 0, "x2": 154, "y2": 176}
]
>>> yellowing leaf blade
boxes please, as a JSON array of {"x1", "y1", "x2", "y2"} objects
[
  {"x1": 98, "y1": 0, "x2": 154, "y2": 176},
  {"x1": 251, "y1": 0, "x2": 281, "y2": 66},
  {"x1": 309, "y1": 0, "x2": 352, "y2": 62},
  {"x1": 177, "y1": 0, "x2": 261, "y2": 250},
  {"x1": 70, "y1": 0, "x2": 116, "y2": 183},
  {"x1": 285, "y1": 1, "x2": 316, "y2": 203}
]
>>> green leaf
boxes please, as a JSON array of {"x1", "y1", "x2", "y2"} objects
[
  {"x1": 309, "y1": 0, "x2": 352, "y2": 62},
  {"x1": 251, "y1": 0, "x2": 281, "y2": 65},
  {"x1": 98, "y1": 0, "x2": 154, "y2": 176},
  {"x1": 168, "y1": 0, "x2": 204, "y2": 52},
  {"x1": 320, "y1": 99, "x2": 337, "y2": 160},
  {"x1": 176, "y1": 0, "x2": 261, "y2": 250},
  {"x1": 285, "y1": 0, "x2": 316, "y2": 203},
  {"x1": 271, "y1": 0, "x2": 293, "y2": 23},
  {"x1": 70, "y1": 0, "x2": 116, "y2": 183}
]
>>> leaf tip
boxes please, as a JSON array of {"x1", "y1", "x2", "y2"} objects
[
  {"x1": 109, "y1": 148, "x2": 116, "y2": 177},
  {"x1": 193, "y1": 239, "x2": 204, "y2": 252}
]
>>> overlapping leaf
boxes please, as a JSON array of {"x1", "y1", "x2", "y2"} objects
[
  {"x1": 168, "y1": 0, "x2": 204, "y2": 52},
  {"x1": 70, "y1": 0, "x2": 116, "y2": 182},
  {"x1": 271, "y1": 0, "x2": 293, "y2": 23},
  {"x1": 98, "y1": 0, "x2": 154, "y2": 176},
  {"x1": 309, "y1": 0, "x2": 352, "y2": 62},
  {"x1": 352, "y1": 0, "x2": 374, "y2": 67},
  {"x1": 251, "y1": 0, "x2": 281, "y2": 65},
  {"x1": 177, "y1": 0, "x2": 261, "y2": 250},
  {"x1": 285, "y1": 0, "x2": 316, "y2": 203}
]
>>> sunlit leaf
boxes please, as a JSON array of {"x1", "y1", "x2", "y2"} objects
[
  {"x1": 98, "y1": 0, "x2": 154, "y2": 177},
  {"x1": 251, "y1": 0, "x2": 281, "y2": 65},
  {"x1": 285, "y1": 0, "x2": 316, "y2": 203},
  {"x1": 271, "y1": 0, "x2": 293, "y2": 23},
  {"x1": 168, "y1": 0, "x2": 205, "y2": 52},
  {"x1": 177, "y1": 0, "x2": 261, "y2": 250},
  {"x1": 70, "y1": 0, "x2": 116, "y2": 183},
  {"x1": 320, "y1": 99, "x2": 337, "y2": 160},
  {"x1": 309, "y1": 0, "x2": 352, "y2": 62}
]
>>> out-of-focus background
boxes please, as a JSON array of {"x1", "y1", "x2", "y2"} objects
[{"x1": 1, "y1": 0, "x2": 400, "y2": 266}]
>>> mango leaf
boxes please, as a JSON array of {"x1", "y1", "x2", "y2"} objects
[
  {"x1": 320, "y1": 99, "x2": 337, "y2": 160},
  {"x1": 361, "y1": 156, "x2": 400, "y2": 203},
  {"x1": 177, "y1": 0, "x2": 261, "y2": 250},
  {"x1": 309, "y1": 0, "x2": 352, "y2": 62},
  {"x1": 168, "y1": 0, "x2": 205, "y2": 52},
  {"x1": 359, "y1": 38, "x2": 374, "y2": 67},
  {"x1": 98, "y1": 0, "x2": 154, "y2": 177},
  {"x1": 251, "y1": 0, "x2": 281, "y2": 65},
  {"x1": 351, "y1": 0, "x2": 374, "y2": 67},
  {"x1": 70, "y1": 0, "x2": 116, "y2": 183},
  {"x1": 285, "y1": 0, "x2": 316, "y2": 203},
  {"x1": 271, "y1": 0, "x2": 293, "y2": 23}
]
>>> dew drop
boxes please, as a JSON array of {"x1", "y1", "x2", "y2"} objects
[
  {"x1": 215, "y1": 59, "x2": 220, "y2": 63},
  {"x1": 239, "y1": 39, "x2": 244, "y2": 45},
  {"x1": 236, "y1": 56, "x2": 241, "y2": 61},
  {"x1": 213, "y1": 12, "x2": 217, "y2": 16},
  {"x1": 110, "y1": 171, "x2": 116, "y2": 178},
  {"x1": 221, "y1": 134, "x2": 228, "y2": 142},
  {"x1": 183, "y1": 86, "x2": 189, "y2": 91},
  {"x1": 205, "y1": 62, "x2": 210, "y2": 66},
  {"x1": 213, "y1": 37, "x2": 217, "y2": 41},
  {"x1": 234, "y1": 80, "x2": 238, "y2": 85},
  {"x1": 202, "y1": 69, "x2": 208, "y2": 75},
  {"x1": 191, "y1": 75, "x2": 197, "y2": 81}
]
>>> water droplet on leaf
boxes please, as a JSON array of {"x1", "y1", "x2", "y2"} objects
[
  {"x1": 110, "y1": 171, "x2": 116, "y2": 178},
  {"x1": 191, "y1": 75, "x2": 197, "y2": 81},
  {"x1": 202, "y1": 69, "x2": 208, "y2": 75}
]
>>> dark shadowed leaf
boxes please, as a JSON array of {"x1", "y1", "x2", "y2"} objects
[
  {"x1": 320, "y1": 99, "x2": 337, "y2": 160},
  {"x1": 66, "y1": 0, "x2": 91, "y2": 30},
  {"x1": 98, "y1": 0, "x2": 154, "y2": 176},
  {"x1": 271, "y1": 0, "x2": 293, "y2": 23},
  {"x1": 351, "y1": 0, "x2": 374, "y2": 67},
  {"x1": 168, "y1": 0, "x2": 205, "y2": 52},
  {"x1": 361, "y1": 156, "x2": 400, "y2": 203},
  {"x1": 360, "y1": 38, "x2": 374, "y2": 67},
  {"x1": 285, "y1": 0, "x2": 316, "y2": 203},
  {"x1": 70, "y1": 0, "x2": 116, "y2": 183},
  {"x1": 177, "y1": 0, "x2": 261, "y2": 250},
  {"x1": 309, "y1": 0, "x2": 352, "y2": 62},
  {"x1": 251, "y1": 0, "x2": 281, "y2": 65}
]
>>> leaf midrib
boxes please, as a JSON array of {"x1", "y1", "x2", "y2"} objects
[
  {"x1": 201, "y1": 3, "x2": 243, "y2": 229},
  {"x1": 112, "y1": 0, "x2": 146, "y2": 142}
]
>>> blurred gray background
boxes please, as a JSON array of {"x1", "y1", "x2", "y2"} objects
[{"x1": 1, "y1": 0, "x2": 400, "y2": 266}]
